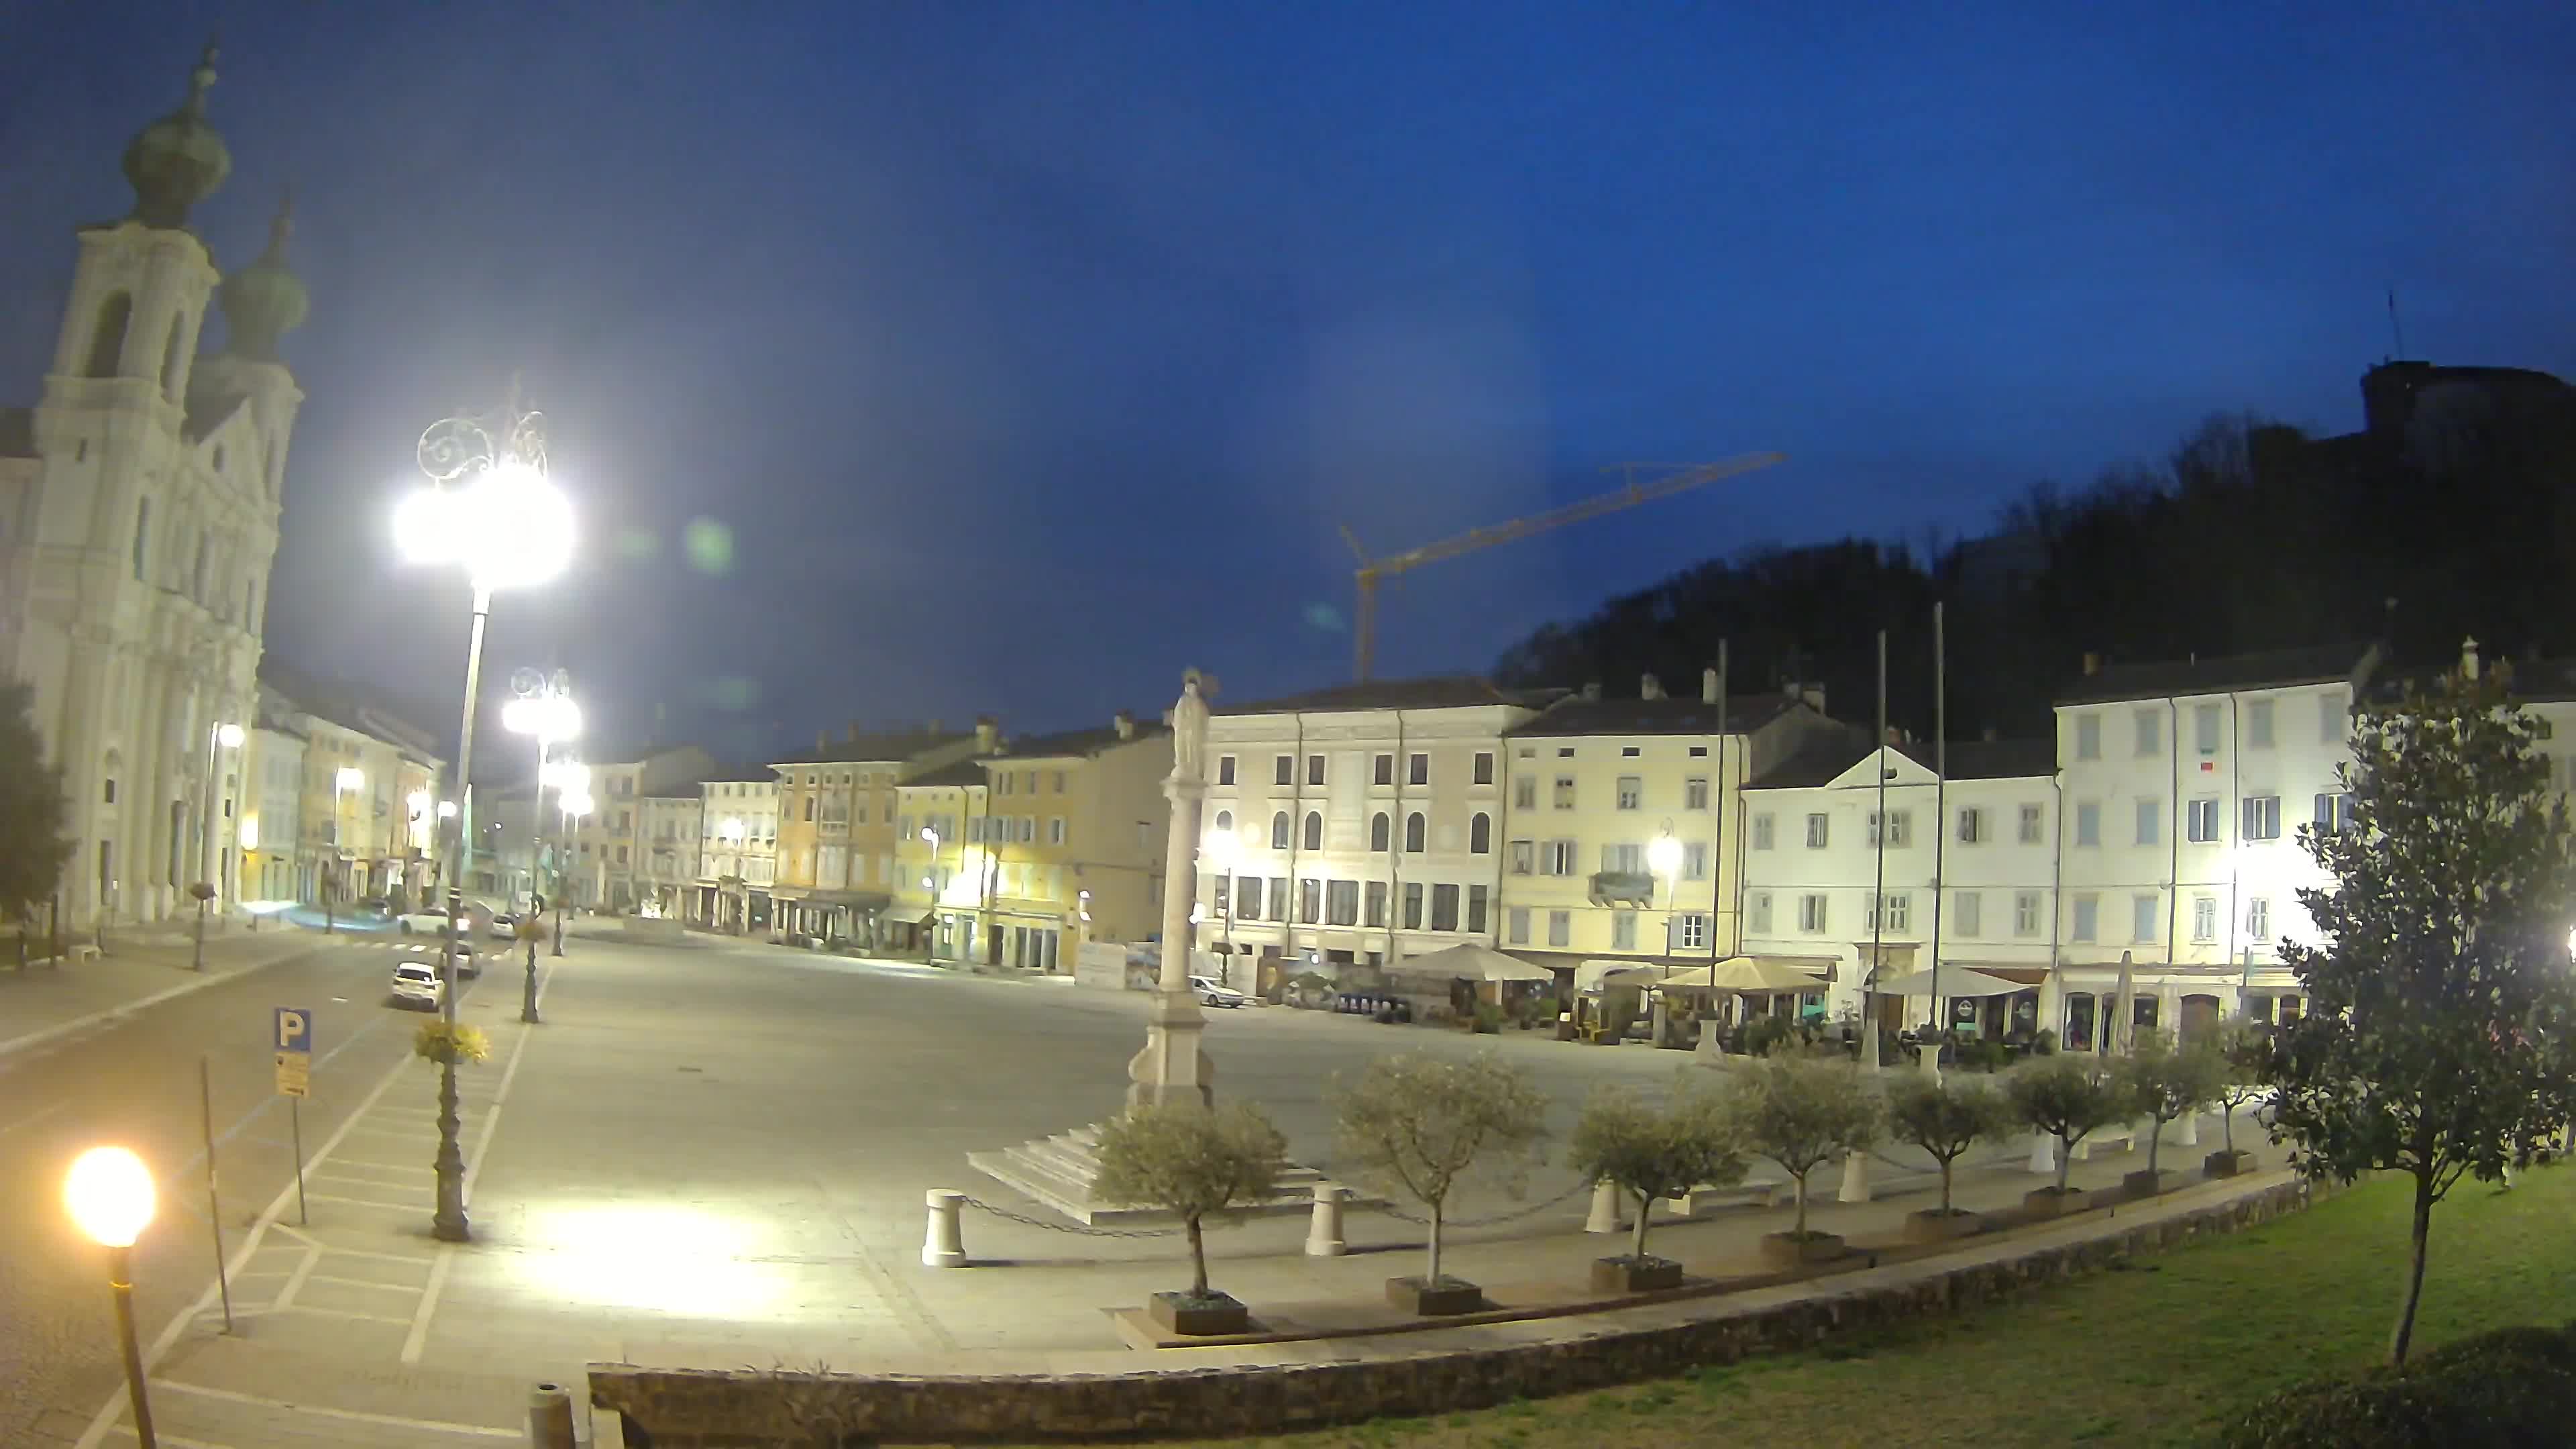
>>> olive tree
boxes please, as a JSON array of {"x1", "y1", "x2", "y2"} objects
[
  {"x1": 1568, "y1": 1074, "x2": 1744, "y2": 1266},
  {"x1": 0, "y1": 682, "x2": 72, "y2": 957},
  {"x1": 2267, "y1": 659, "x2": 2576, "y2": 1366},
  {"x1": 1095, "y1": 1102, "x2": 1289, "y2": 1302},
  {"x1": 2118, "y1": 1030, "x2": 2226, "y2": 1178},
  {"x1": 2009, "y1": 1055, "x2": 2130, "y2": 1195},
  {"x1": 2206, "y1": 1018, "x2": 2272, "y2": 1157},
  {"x1": 1886, "y1": 1073, "x2": 2014, "y2": 1215},
  {"x1": 1332, "y1": 1052, "x2": 1550, "y2": 1286},
  {"x1": 1723, "y1": 1054, "x2": 1880, "y2": 1238}
]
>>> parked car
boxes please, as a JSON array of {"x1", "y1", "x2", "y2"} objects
[
  {"x1": 1189, "y1": 974, "x2": 1251, "y2": 1009},
  {"x1": 395, "y1": 906, "x2": 451, "y2": 934},
  {"x1": 352, "y1": 896, "x2": 392, "y2": 917},
  {"x1": 447, "y1": 941, "x2": 482, "y2": 979},
  {"x1": 388, "y1": 961, "x2": 443, "y2": 1010},
  {"x1": 489, "y1": 912, "x2": 519, "y2": 941}
]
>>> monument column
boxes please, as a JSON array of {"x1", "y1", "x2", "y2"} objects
[{"x1": 1126, "y1": 669, "x2": 1216, "y2": 1112}]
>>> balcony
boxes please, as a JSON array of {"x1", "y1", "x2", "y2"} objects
[{"x1": 1588, "y1": 870, "x2": 1656, "y2": 907}]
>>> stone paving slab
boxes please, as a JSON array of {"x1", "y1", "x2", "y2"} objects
[{"x1": 0, "y1": 925, "x2": 322, "y2": 1061}]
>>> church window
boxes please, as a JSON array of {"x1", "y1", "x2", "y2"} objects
[
  {"x1": 87, "y1": 292, "x2": 131, "y2": 378},
  {"x1": 131, "y1": 496, "x2": 151, "y2": 580}
]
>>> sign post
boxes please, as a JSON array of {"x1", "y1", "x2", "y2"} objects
[{"x1": 274, "y1": 1007, "x2": 313, "y2": 1226}]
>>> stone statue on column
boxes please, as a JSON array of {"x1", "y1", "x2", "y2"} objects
[{"x1": 1128, "y1": 669, "x2": 1218, "y2": 1111}]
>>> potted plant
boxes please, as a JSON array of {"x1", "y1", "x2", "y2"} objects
[
  {"x1": 1888, "y1": 1073, "x2": 2014, "y2": 1242},
  {"x1": 2202, "y1": 1019, "x2": 2270, "y2": 1177},
  {"x1": 412, "y1": 1020, "x2": 491, "y2": 1066},
  {"x1": 1568, "y1": 1073, "x2": 1743, "y2": 1292},
  {"x1": 1093, "y1": 1102, "x2": 1289, "y2": 1336},
  {"x1": 1725, "y1": 1053, "x2": 1880, "y2": 1266},
  {"x1": 2116, "y1": 1030, "x2": 2225, "y2": 1197},
  {"x1": 2033, "y1": 1027, "x2": 2059, "y2": 1057},
  {"x1": 1334, "y1": 1053, "x2": 1546, "y2": 1316},
  {"x1": 2008, "y1": 1055, "x2": 2130, "y2": 1216}
]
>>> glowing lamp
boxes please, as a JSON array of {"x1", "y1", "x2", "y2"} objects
[{"x1": 65, "y1": 1147, "x2": 156, "y2": 1248}]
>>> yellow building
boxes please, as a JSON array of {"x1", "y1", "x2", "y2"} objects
[
  {"x1": 964, "y1": 710, "x2": 1172, "y2": 972},
  {"x1": 771, "y1": 722, "x2": 985, "y2": 944},
  {"x1": 252, "y1": 660, "x2": 447, "y2": 909},
  {"x1": 1496, "y1": 672, "x2": 1835, "y2": 973},
  {"x1": 890, "y1": 758, "x2": 994, "y2": 961},
  {"x1": 560, "y1": 745, "x2": 717, "y2": 912}
]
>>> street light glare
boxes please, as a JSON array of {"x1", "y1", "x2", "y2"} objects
[
  {"x1": 215, "y1": 723, "x2": 245, "y2": 748},
  {"x1": 561, "y1": 790, "x2": 595, "y2": 817},
  {"x1": 504, "y1": 695, "x2": 582, "y2": 741},
  {"x1": 396, "y1": 465, "x2": 576, "y2": 593},
  {"x1": 64, "y1": 1147, "x2": 156, "y2": 1248},
  {"x1": 335, "y1": 766, "x2": 364, "y2": 791},
  {"x1": 1647, "y1": 833, "x2": 1683, "y2": 875}
]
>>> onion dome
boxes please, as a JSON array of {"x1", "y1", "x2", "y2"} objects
[
  {"x1": 220, "y1": 191, "x2": 307, "y2": 362},
  {"x1": 121, "y1": 43, "x2": 231, "y2": 229}
]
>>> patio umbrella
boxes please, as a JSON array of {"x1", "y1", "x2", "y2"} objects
[
  {"x1": 1383, "y1": 943, "x2": 1556, "y2": 983},
  {"x1": 1872, "y1": 966, "x2": 2024, "y2": 997},
  {"x1": 1654, "y1": 956, "x2": 1826, "y2": 994}
]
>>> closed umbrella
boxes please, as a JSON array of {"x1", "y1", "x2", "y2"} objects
[{"x1": 2110, "y1": 951, "x2": 2135, "y2": 1056}]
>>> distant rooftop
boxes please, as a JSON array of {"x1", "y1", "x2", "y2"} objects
[
  {"x1": 905, "y1": 758, "x2": 991, "y2": 790},
  {"x1": 774, "y1": 729, "x2": 971, "y2": 767},
  {"x1": 987, "y1": 716, "x2": 1168, "y2": 761},
  {"x1": 2054, "y1": 643, "x2": 2373, "y2": 706},
  {"x1": 1214, "y1": 675, "x2": 1564, "y2": 717},
  {"x1": 1750, "y1": 729, "x2": 2055, "y2": 789},
  {"x1": 1509, "y1": 691, "x2": 1805, "y2": 739}
]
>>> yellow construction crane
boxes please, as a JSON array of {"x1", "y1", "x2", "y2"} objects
[{"x1": 1338, "y1": 451, "x2": 1786, "y2": 682}]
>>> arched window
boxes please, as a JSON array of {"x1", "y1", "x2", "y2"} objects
[
  {"x1": 1302, "y1": 811, "x2": 1322, "y2": 851},
  {"x1": 1405, "y1": 812, "x2": 1426, "y2": 853},
  {"x1": 1271, "y1": 811, "x2": 1290, "y2": 850},
  {"x1": 160, "y1": 315, "x2": 186, "y2": 399},
  {"x1": 87, "y1": 292, "x2": 131, "y2": 378},
  {"x1": 1470, "y1": 812, "x2": 1492, "y2": 854},
  {"x1": 1370, "y1": 812, "x2": 1390, "y2": 851},
  {"x1": 1213, "y1": 809, "x2": 1232, "y2": 835}
]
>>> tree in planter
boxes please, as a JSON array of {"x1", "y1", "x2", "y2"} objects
[
  {"x1": 2008, "y1": 1055, "x2": 2130, "y2": 1195},
  {"x1": 1568, "y1": 1075, "x2": 1744, "y2": 1270},
  {"x1": 2206, "y1": 1018, "x2": 2270, "y2": 1159},
  {"x1": 1331, "y1": 1052, "x2": 1549, "y2": 1291},
  {"x1": 2265, "y1": 657, "x2": 2576, "y2": 1366},
  {"x1": 2116, "y1": 1030, "x2": 2226, "y2": 1183},
  {"x1": 1093, "y1": 1102, "x2": 1289, "y2": 1304},
  {"x1": 0, "y1": 682, "x2": 74, "y2": 968},
  {"x1": 1723, "y1": 1053, "x2": 1880, "y2": 1240},
  {"x1": 1886, "y1": 1073, "x2": 2014, "y2": 1216}
]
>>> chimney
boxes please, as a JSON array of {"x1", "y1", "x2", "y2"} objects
[
  {"x1": 2082, "y1": 651, "x2": 2102, "y2": 677},
  {"x1": 1640, "y1": 673, "x2": 1664, "y2": 700},
  {"x1": 1113, "y1": 710, "x2": 1136, "y2": 741},
  {"x1": 1702, "y1": 667, "x2": 1719, "y2": 704},
  {"x1": 1582, "y1": 681, "x2": 1602, "y2": 702},
  {"x1": 975, "y1": 714, "x2": 999, "y2": 753},
  {"x1": 2462, "y1": 636, "x2": 2481, "y2": 680}
]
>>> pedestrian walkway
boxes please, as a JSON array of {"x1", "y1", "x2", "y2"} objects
[{"x1": 0, "y1": 924, "x2": 321, "y2": 1063}]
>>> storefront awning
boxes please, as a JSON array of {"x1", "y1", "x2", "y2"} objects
[
  {"x1": 883, "y1": 906, "x2": 936, "y2": 926},
  {"x1": 799, "y1": 891, "x2": 890, "y2": 911}
]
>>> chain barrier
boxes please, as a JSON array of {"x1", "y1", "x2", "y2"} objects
[
  {"x1": 1371, "y1": 1176, "x2": 1595, "y2": 1229},
  {"x1": 955, "y1": 1195, "x2": 1185, "y2": 1238}
]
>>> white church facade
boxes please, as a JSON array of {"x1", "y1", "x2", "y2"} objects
[{"x1": 0, "y1": 45, "x2": 308, "y2": 928}]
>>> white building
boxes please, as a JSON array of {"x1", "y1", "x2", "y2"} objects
[
  {"x1": 1497, "y1": 672, "x2": 1837, "y2": 975},
  {"x1": 696, "y1": 767, "x2": 780, "y2": 932},
  {"x1": 2051, "y1": 644, "x2": 2375, "y2": 1046},
  {"x1": 0, "y1": 49, "x2": 305, "y2": 927},
  {"x1": 1199, "y1": 677, "x2": 1561, "y2": 989},
  {"x1": 637, "y1": 788, "x2": 702, "y2": 918},
  {"x1": 240, "y1": 684, "x2": 307, "y2": 908},
  {"x1": 1740, "y1": 731, "x2": 2061, "y2": 1035}
]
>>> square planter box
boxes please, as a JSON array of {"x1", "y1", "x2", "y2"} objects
[
  {"x1": 2023, "y1": 1186, "x2": 2094, "y2": 1218},
  {"x1": 1146, "y1": 1291, "x2": 1250, "y2": 1337},
  {"x1": 1589, "y1": 1255, "x2": 1684, "y2": 1294},
  {"x1": 1385, "y1": 1276, "x2": 1484, "y2": 1316},
  {"x1": 2204, "y1": 1148, "x2": 2257, "y2": 1179},
  {"x1": 1902, "y1": 1208, "x2": 1984, "y2": 1244},
  {"x1": 2123, "y1": 1168, "x2": 2180, "y2": 1197},
  {"x1": 1759, "y1": 1232, "x2": 1847, "y2": 1268}
]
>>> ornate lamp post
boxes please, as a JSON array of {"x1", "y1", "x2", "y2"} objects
[
  {"x1": 192, "y1": 722, "x2": 244, "y2": 970},
  {"x1": 394, "y1": 391, "x2": 574, "y2": 1244},
  {"x1": 65, "y1": 1146, "x2": 158, "y2": 1449},
  {"x1": 326, "y1": 765, "x2": 362, "y2": 934},
  {"x1": 505, "y1": 671, "x2": 581, "y2": 1006}
]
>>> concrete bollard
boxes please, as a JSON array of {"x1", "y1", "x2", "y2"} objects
[
  {"x1": 922, "y1": 1189, "x2": 967, "y2": 1268},
  {"x1": 526, "y1": 1382, "x2": 576, "y2": 1449},
  {"x1": 1304, "y1": 1183, "x2": 1349, "y2": 1256},
  {"x1": 2028, "y1": 1130, "x2": 2057, "y2": 1175},
  {"x1": 1836, "y1": 1146, "x2": 1872, "y2": 1203},
  {"x1": 1585, "y1": 1179, "x2": 1622, "y2": 1234}
]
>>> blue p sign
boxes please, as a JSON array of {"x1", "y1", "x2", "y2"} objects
[{"x1": 274, "y1": 1007, "x2": 313, "y2": 1055}]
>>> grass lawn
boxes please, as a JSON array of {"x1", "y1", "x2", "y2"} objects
[{"x1": 1099, "y1": 1165, "x2": 2576, "y2": 1449}]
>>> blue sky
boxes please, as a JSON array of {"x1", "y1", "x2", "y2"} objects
[{"x1": 5, "y1": 3, "x2": 2572, "y2": 763}]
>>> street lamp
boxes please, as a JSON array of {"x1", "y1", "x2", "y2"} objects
[
  {"x1": 65, "y1": 1146, "x2": 158, "y2": 1449},
  {"x1": 192, "y1": 722, "x2": 245, "y2": 971},
  {"x1": 506, "y1": 671, "x2": 580, "y2": 995},
  {"x1": 396, "y1": 390, "x2": 574, "y2": 1246},
  {"x1": 1203, "y1": 828, "x2": 1239, "y2": 961},
  {"x1": 327, "y1": 765, "x2": 363, "y2": 934},
  {"x1": 718, "y1": 817, "x2": 745, "y2": 932}
]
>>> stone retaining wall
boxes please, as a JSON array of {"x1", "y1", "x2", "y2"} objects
[{"x1": 593, "y1": 1177, "x2": 2313, "y2": 1446}]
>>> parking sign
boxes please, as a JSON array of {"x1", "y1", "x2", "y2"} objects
[{"x1": 273, "y1": 1007, "x2": 313, "y2": 1055}]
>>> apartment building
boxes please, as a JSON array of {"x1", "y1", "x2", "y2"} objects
[
  {"x1": 239, "y1": 684, "x2": 307, "y2": 908},
  {"x1": 694, "y1": 766, "x2": 780, "y2": 932},
  {"x1": 637, "y1": 788, "x2": 702, "y2": 918},
  {"x1": 1498, "y1": 672, "x2": 1836, "y2": 976},
  {"x1": 966, "y1": 710, "x2": 1173, "y2": 973},
  {"x1": 890, "y1": 756, "x2": 995, "y2": 960},
  {"x1": 254, "y1": 661, "x2": 447, "y2": 909},
  {"x1": 1199, "y1": 677, "x2": 1562, "y2": 989},
  {"x1": 2053, "y1": 643, "x2": 2375, "y2": 1046},
  {"x1": 1739, "y1": 730, "x2": 2059, "y2": 1034},
  {"x1": 564, "y1": 745, "x2": 718, "y2": 911},
  {"x1": 770, "y1": 722, "x2": 983, "y2": 944}
]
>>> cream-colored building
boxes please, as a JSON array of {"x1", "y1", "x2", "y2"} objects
[
  {"x1": 256, "y1": 659, "x2": 446, "y2": 908},
  {"x1": 965, "y1": 711, "x2": 1172, "y2": 972},
  {"x1": 1498, "y1": 672, "x2": 1837, "y2": 977},
  {"x1": 1199, "y1": 677, "x2": 1562, "y2": 987},
  {"x1": 694, "y1": 767, "x2": 780, "y2": 932},
  {"x1": 890, "y1": 758, "x2": 995, "y2": 960},
  {"x1": 637, "y1": 789, "x2": 702, "y2": 918},
  {"x1": 0, "y1": 50, "x2": 305, "y2": 927},
  {"x1": 771, "y1": 724, "x2": 983, "y2": 945},
  {"x1": 563, "y1": 745, "x2": 717, "y2": 912}
]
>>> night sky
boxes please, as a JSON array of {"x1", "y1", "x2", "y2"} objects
[{"x1": 6, "y1": 4, "x2": 2573, "y2": 768}]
